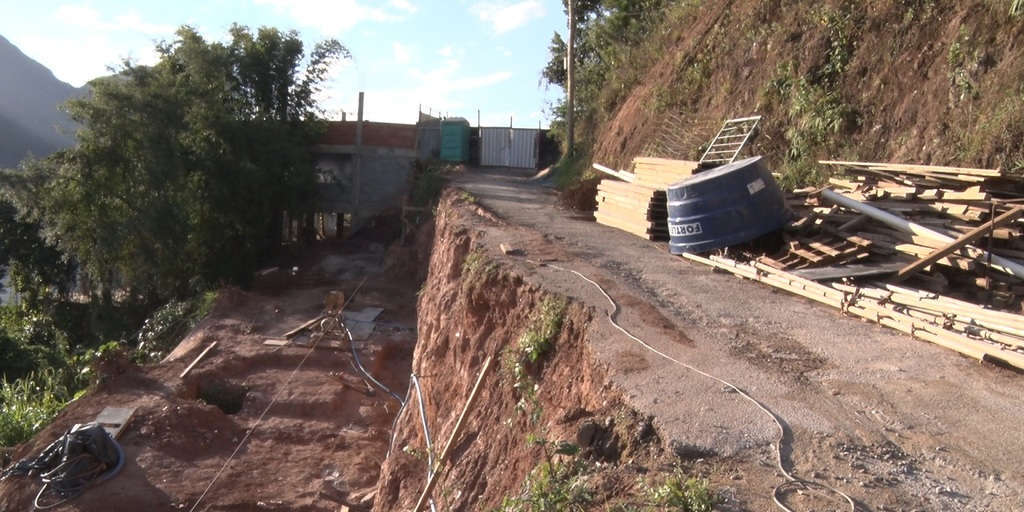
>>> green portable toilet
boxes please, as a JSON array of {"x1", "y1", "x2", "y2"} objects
[{"x1": 440, "y1": 117, "x2": 471, "y2": 162}]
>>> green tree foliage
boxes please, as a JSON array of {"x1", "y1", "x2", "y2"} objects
[
  {"x1": 0, "y1": 200, "x2": 75, "y2": 308},
  {"x1": 541, "y1": 0, "x2": 669, "y2": 146},
  {"x1": 4, "y1": 25, "x2": 348, "y2": 304}
]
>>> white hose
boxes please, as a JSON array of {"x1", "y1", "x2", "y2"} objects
[{"x1": 526, "y1": 259, "x2": 857, "y2": 512}]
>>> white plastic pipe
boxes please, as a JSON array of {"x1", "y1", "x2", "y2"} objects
[{"x1": 821, "y1": 189, "x2": 1024, "y2": 280}]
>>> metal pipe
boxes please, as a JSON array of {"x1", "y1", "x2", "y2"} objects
[{"x1": 821, "y1": 189, "x2": 1024, "y2": 279}]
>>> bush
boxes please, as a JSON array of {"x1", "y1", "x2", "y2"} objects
[
  {"x1": 409, "y1": 160, "x2": 455, "y2": 208},
  {"x1": 495, "y1": 458, "x2": 592, "y2": 512},
  {"x1": 135, "y1": 291, "x2": 218, "y2": 362},
  {"x1": 644, "y1": 472, "x2": 717, "y2": 512},
  {"x1": 0, "y1": 368, "x2": 75, "y2": 447}
]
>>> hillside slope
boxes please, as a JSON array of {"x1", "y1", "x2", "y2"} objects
[
  {"x1": 585, "y1": 0, "x2": 1024, "y2": 185},
  {"x1": 0, "y1": 34, "x2": 84, "y2": 167}
]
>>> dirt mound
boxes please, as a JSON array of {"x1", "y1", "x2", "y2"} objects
[{"x1": 0, "y1": 255, "x2": 420, "y2": 512}]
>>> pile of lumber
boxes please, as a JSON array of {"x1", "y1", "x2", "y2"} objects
[
  {"x1": 681, "y1": 159, "x2": 1024, "y2": 369},
  {"x1": 795, "y1": 160, "x2": 1024, "y2": 305},
  {"x1": 631, "y1": 157, "x2": 700, "y2": 189},
  {"x1": 594, "y1": 180, "x2": 667, "y2": 240},
  {"x1": 593, "y1": 157, "x2": 699, "y2": 241}
]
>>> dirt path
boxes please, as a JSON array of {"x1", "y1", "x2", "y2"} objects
[{"x1": 455, "y1": 167, "x2": 1024, "y2": 511}]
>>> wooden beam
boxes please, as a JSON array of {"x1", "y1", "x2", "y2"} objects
[
  {"x1": 895, "y1": 206, "x2": 1024, "y2": 282},
  {"x1": 819, "y1": 160, "x2": 1001, "y2": 177},
  {"x1": 592, "y1": 163, "x2": 636, "y2": 183},
  {"x1": 414, "y1": 355, "x2": 495, "y2": 511},
  {"x1": 180, "y1": 341, "x2": 218, "y2": 378},
  {"x1": 283, "y1": 315, "x2": 325, "y2": 338}
]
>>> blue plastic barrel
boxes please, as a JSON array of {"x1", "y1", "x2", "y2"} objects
[{"x1": 666, "y1": 156, "x2": 788, "y2": 254}]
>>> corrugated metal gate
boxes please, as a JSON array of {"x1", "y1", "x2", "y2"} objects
[{"x1": 480, "y1": 127, "x2": 539, "y2": 168}]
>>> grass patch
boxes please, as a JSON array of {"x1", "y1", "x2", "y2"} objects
[
  {"x1": 503, "y1": 296, "x2": 568, "y2": 423},
  {"x1": 0, "y1": 368, "x2": 74, "y2": 447},
  {"x1": 517, "y1": 296, "x2": 568, "y2": 364},
  {"x1": 410, "y1": 160, "x2": 456, "y2": 208},
  {"x1": 642, "y1": 471, "x2": 717, "y2": 512},
  {"x1": 549, "y1": 152, "x2": 593, "y2": 190},
  {"x1": 494, "y1": 458, "x2": 593, "y2": 512},
  {"x1": 461, "y1": 249, "x2": 498, "y2": 293}
]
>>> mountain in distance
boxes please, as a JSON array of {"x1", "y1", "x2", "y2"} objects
[{"x1": 0, "y1": 34, "x2": 87, "y2": 168}]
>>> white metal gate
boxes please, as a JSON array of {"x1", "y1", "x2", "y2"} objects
[{"x1": 480, "y1": 127, "x2": 539, "y2": 168}]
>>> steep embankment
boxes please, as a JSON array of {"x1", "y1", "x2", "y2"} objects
[
  {"x1": 590, "y1": 1, "x2": 1024, "y2": 183},
  {"x1": 373, "y1": 191, "x2": 671, "y2": 511}
]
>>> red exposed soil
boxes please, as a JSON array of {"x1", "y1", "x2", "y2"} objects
[
  {"x1": 0, "y1": 249, "x2": 420, "y2": 511},
  {"x1": 372, "y1": 191, "x2": 669, "y2": 511}
]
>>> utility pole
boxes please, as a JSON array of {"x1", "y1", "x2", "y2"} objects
[
  {"x1": 566, "y1": 0, "x2": 575, "y2": 157},
  {"x1": 354, "y1": 92, "x2": 364, "y2": 211}
]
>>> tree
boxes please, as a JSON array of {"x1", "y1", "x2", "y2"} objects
[
  {"x1": 3, "y1": 25, "x2": 348, "y2": 305},
  {"x1": 0, "y1": 199, "x2": 74, "y2": 308}
]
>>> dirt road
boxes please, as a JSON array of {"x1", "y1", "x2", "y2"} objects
[{"x1": 455, "y1": 167, "x2": 1024, "y2": 511}]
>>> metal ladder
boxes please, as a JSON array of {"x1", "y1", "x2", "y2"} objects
[{"x1": 698, "y1": 115, "x2": 761, "y2": 166}]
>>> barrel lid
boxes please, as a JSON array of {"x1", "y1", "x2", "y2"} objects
[{"x1": 670, "y1": 156, "x2": 763, "y2": 188}]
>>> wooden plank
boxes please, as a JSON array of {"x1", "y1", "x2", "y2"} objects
[
  {"x1": 180, "y1": 341, "x2": 218, "y2": 378},
  {"x1": 895, "y1": 206, "x2": 1024, "y2": 281},
  {"x1": 790, "y1": 261, "x2": 906, "y2": 281},
  {"x1": 592, "y1": 162, "x2": 636, "y2": 182},
  {"x1": 95, "y1": 406, "x2": 137, "y2": 440},
  {"x1": 820, "y1": 160, "x2": 1002, "y2": 177},
  {"x1": 283, "y1": 315, "x2": 325, "y2": 338},
  {"x1": 414, "y1": 356, "x2": 495, "y2": 511}
]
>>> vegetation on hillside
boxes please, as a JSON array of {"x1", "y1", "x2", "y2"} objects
[
  {"x1": 0, "y1": 25, "x2": 346, "y2": 446},
  {"x1": 543, "y1": 0, "x2": 1024, "y2": 189}
]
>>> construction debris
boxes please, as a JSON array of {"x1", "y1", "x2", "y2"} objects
[
  {"x1": 94, "y1": 407, "x2": 137, "y2": 440},
  {"x1": 678, "y1": 159, "x2": 1024, "y2": 368}
]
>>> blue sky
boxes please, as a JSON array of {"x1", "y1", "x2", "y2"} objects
[{"x1": 0, "y1": 0, "x2": 567, "y2": 127}]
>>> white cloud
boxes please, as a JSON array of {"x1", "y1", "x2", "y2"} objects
[
  {"x1": 392, "y1": 42, "x2": 412, "y2": 64},
  {"x1": 11, "y1": 5, "x2": 174, "y2": 85},
  {"x1": 450, "y1": 71, "x2": 513, "y2": 91},
  {"x1": 472, "y1": 0, "x2": 545, "y2": 34},
  {"x1": 255, "y1": 0, "x2": 413, "y2": 34},
  {"x1": 318, "y1": 55, "x2": 514, "y2": 123},
  {"x1": 438, "y1": 45, "x2": 453, "y2": 57},
  {"x1": 54, "y1": 4, "x2": 175, "y2": 36},
  {"x1": 388, "y1": 0, "x2": 417, "y2": 13}
]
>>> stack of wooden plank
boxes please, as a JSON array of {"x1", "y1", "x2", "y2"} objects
[
  {"x1": 594, "y1": 180, "x2": 667, "y2": 240},
  {"x1": 593, "y1": 157, "x2": 699, "y2": 241},
  {"x1": 631, "y1": 157, "x2": 700, "y2": 188}
]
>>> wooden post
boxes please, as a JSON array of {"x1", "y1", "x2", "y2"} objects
[
  {"x1": 566, "y1": 0, "x2": 575, "y2": 157},
  {"x1": 894, "y1": 205, "x2": 1024, "y2": 281},
  {"x1": 354, "y1": 92, "x2": 364, "y2": 211},
  {"x1": 413, "y1": 355, "x2": 495, "y2": 511}
]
